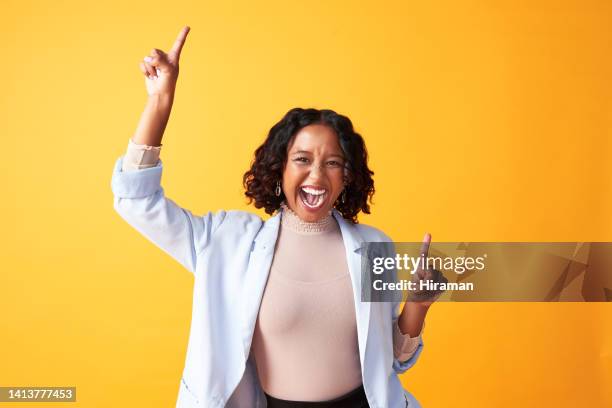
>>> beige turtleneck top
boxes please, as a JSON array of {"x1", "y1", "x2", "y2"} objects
[
  {"x1": 251, "y1": 202, "x2": 361, "y2": 400},
  {"x1": 120, "y1": 138, "x2": 423, "y2": 400}
]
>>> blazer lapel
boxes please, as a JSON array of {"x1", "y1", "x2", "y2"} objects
[
  {"x1": 240, "y1": 211, "x2": 282, "y2": 360},
  {"x1": 332, "y1": 210, "x2": 371, "y2": 370}
]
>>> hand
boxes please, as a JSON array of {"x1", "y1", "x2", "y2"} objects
[
  {"x1": 138, "y1": 26, "x2": 190, "y2": 97},
  {"x1": 405, "y1": 233, "x2": 449, "y2": 307}
]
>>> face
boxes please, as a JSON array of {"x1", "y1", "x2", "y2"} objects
[{"x1": 282, "y1": 124, "x2": 346, "y2": 222}]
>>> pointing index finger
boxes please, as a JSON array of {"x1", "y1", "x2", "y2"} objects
[
  {"x1": 420, "y1": 232, "x2": 431, "y2": 258},
  {"x1": 169, "y1": 26, "x2": 190, "y2": 59}
]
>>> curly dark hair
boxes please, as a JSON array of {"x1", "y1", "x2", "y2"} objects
[{"x1": 242, "y1": 107, "x2": 375, "y2": 224}]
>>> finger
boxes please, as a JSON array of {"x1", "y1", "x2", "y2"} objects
[
  {"x1": 146, "y1": 49, "x2": 172, "y2": 71},
  {"x1": 143, "y1": 60, "x2": 156, "y2": 77},
  {"x1": 426, "y1": 268, "x2": 439, "y2": 282},
  {"x1": 435, "y1": 269, "x2": 449, "y2": 285},
  {"x1": 419, "y1": 232, "x2": 431, "y2": 258},
  {"x1": 149, "y1": 49, "x2": 167, "y2": 64},
  {"x1": 169, "y1": 26, "x2": 190, "y2": 60},
  {"x1": 138, "y1": 62, "x2": 149, "y2": 77},
  {"x1": 143, "y1": 60, "x2": 157, "y2": 78},
  {"x1": 419, "y1": 265, "x2": 435, "y2": 280}
]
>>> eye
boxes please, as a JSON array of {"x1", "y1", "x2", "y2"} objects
[
  {"x1": 293, "y1": 157, "x2": 310, "y2": 164},
  {"x1": 326, "y1": 160, "x2": 343, "y2": 167}
]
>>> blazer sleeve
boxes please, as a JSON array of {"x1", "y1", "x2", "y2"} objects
[
  {"x1": 378, "y1": 233, "x2": 425, "y2": 374},
  {"x1": 111, "y1": 155, "x2": 227, "y2": 274},
  {"x1": 391, "y1": 300, "x2": 425, "y2": 374}
]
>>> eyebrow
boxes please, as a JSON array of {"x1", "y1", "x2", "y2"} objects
[{"x1": 291, "y1": 150, "x2": 345, "y2": 159}]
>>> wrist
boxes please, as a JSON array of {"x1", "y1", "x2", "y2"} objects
[
  {"x1": 398, "y1": 300, "x2": 429, "y2": 337},
  {"x1": 403, "y1": 300, "x2": 431, "y2": 316},
  {"x1": 147, "y1": 92, "x2": 174, "y2": 108}
]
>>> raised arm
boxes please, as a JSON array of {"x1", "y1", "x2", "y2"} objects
[
  {"x1": 111, "y1": 26, "x2": 227, "y2": 275},
  {"x1": 134, "y1": 25, "x2": 190, "y2": 146}
]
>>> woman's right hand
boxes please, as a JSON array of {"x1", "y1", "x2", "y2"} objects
[{"x1": 139, "y1": 26, "x2": 190, "y2": 97}]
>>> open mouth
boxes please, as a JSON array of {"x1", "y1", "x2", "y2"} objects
[{"x1": 298, "y1": 186, "x2": 328, "y2": 210}]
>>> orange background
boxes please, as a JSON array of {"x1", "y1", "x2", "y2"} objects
[{"x1": 1, "y1": 0, "x2": 610, "y2": 406}]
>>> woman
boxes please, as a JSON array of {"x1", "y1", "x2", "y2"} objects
[{"x1": 111, "y1": 26, "x2": 445, "y2": 408}]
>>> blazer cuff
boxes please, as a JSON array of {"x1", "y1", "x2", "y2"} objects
[
  {"x1": 393, "y1": 319, "x2": 424, "y2": 362},
  {"x1": 111, "y1": 155, "x2": 163, "y2": 199},
  {"x1": 122, "y1": 137, "x2": 162, "y2": 171},
  {"x1": 393, "y1": 337, "x2": 424, "y2": 373}
]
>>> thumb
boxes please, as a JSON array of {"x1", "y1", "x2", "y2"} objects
[{"x1": 144, "y1": 49, "x2": 173, "y2": 72}]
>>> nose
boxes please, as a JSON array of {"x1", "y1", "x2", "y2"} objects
[{"x1": 307, "y1": 162, "x2": 325, "y2": 181}]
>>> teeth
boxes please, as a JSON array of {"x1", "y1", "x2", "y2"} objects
[
  {"x1": 301, "y1": 186, "x2": 326, "y2": 195},
  {"x1": 300, "y1": 188, "x2": 327, "y2": 209}
]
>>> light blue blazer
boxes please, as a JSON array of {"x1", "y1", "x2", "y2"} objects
[{"x1": 111, "y1": 156, "x2": 424, "y2": 408}]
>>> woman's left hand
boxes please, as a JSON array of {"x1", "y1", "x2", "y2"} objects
[{"x1": 405, "y1": 233, "x2": 449, "y2": 308}]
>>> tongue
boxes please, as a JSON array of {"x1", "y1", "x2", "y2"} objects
[{"x1": 305, "y1": 192, "x2": 319, "y2": 206}]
